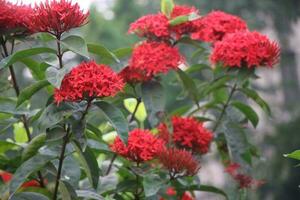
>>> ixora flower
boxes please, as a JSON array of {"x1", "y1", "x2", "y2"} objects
[
  {"x1": 119, "y1": 65, "x2": 152, "y2": 84},
  {"x1": 211, "y1": 31, "x2": 281, "y2": 68},
  {"x1": 225, "y1": 163, "x2": 265, "y2": 189},
  {"x1": 128, "y1": 13, "x2": 170, "y2": 39},
  {"x1": 158, "y1": 116, "x2": 213, "y2": 154},
  {"x1": 0, "y1": 171, "x2": 42, "y2": 188},
  {"x1": 170, "y1": 5, "x2": 199, "y2": 39},
  {"x1": 54, "y1": 61, "x2": 124, "y2": 104},
  {"x1": 157, "y1": 148, "x2": 200, "y2": 178},
  {"x1": 0, "y1": 0, "x2": 34, "y2": 34},
  {"x1": 191, "y1": 11, "x2": 248, "y2": 43},
  {"x1": 129, "y1": 41, "x2": 184, "y2": 77},
  {"x1": 110, "y1": 129, "x2": 164, "y2": 163},
  {"x1": 30, "y1": 0, "x2": 89, "y2": 37}
]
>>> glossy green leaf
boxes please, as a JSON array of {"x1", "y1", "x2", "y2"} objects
[
  {"x1": 22, "y1": 134, "x2": 46, "y2": 161},
  {"x1": 239, "y1": 88, "x2": 271, "y2": 116},
  {"x1": 143, "y1": 174, "x2": 164, "y2": 197},
  {"x1": 113, "y1": 47, "x2": 132, "y2": 59},
  {"x1": 46, "y1": 66, "x2": 71, "y2": 88},
  {"x1": 0, "y1": 47, "x2": 56, "y2": 70},
  {"x1": 87, "y1": 43, "x2": 120, "y2": 63},
  {"x1": 187, "y1": 185, "x2": 228, "y2": 199},
  {"x1": 124, "y1": 98, "x2": 147, "y2": 122},
  {"x1": 141, "y1": 81, "x2": 165, "y2": 127},
  {"x1": 73, "y1": 143, "x2": 99, "y2": 189},
  {"x1": 20, "y1": 58, "x2": 48, "y2": 80},
  {"x1": 177, "y1": 69, "x2": 199, "y2": 104},
  {"x1": 94, "y1": 101, "x2": 128, "y2": 142},
  {"x1": 161, "y1": 0, "x2": 174, "y2": 18},
  {"x1": 17, "y1": 80, "x2": 50, "y2": 107},
  {"x1": 9, "y1": 192, "x2": 49, "y2": 200},
  {"x1": 231, "y1": 101, "x2": 259, "y2": 127},
  {"x1": 61, "y1": 35, "x2": 89, "y2": 58},
  {"x1": 13, "y1": 122, "x2": 29, "y2": 143},
  {"x1": 0, "y1": 141, "x2": 20, "y2": 155},
  {"x1": 9, "y1": 154, "x2": 55, "y2": 195},
  {"x1": 169, "y1": 15, "x2": 189, "y2": 26},
  {"x1": 284, "y1": 150, "x2": 300, "y2": 160},
  {"x1": 59, "y1": 180, "x2": 78, "y2": 200},
  {"x1": 76, "y1": 190, "x2": 104, "y2": 200}
]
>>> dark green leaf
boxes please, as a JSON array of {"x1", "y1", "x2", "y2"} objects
[
  {"x1": 161, "y1": 0, "x2": 174, "y2": 17},
  {"x1": 177, "y1": 69, "x2": 199, "y2": 104},
  {"x1": 231, "y1": 101, "x2": 259, "y2": 127},
  {"x1": 76, "y1": 190, "x2": 104, "y2": 200},
  {"x1": 20, "y1": 58, "x2": 48, "y2": 80},
  {"x1": 284, "y1": 150, "x2": 300, "y2": 160},
  {"x1": 17, "y1": 80, "x2": 50, "y2": 107},
  {"x1": 73, "y1": 143, "x2": 99, "y2": 189},
  {"x1": 0, "y1": 48, "x2": 56, "y2": 70},
  {"x1": 9, "y1": 154, "x2": 55, "y2": 195},
  {"x1": 187, "y1": 185, "x2": 228, "y2": 199},
  {"x1": 22, "y1": 134, "x2": 46, "y2": 161},
  {"x1": 142, "y1": 81, "x2": 165, "y2": 127},
  {"x1": 87, "y1": 43, "x2": 120, "y2": 63},
  {"x1": 113, "y1": 47, "x2": 132, "y2": 59},
  {"x1": 46, "y1": 66, "x2": 71, "y2": 88},
  {"x1": 0, "y1": 141, "x2": 20, "y2": 155},
  {"x1": 61, "y1": 35, "x2": 89, "y2": 58},
  {"x1": 143, "y1": 174, "x2": 164, "y2": 197},
  {"x1": 203, "y1": 75, "x2": 233, "y2": 95},
  {"x1": 59, "y1": 180, "x2": 78, "y2": 200},
  {"x1": 9, "y1": 192, "x2": 49, "y2": 200},
  {"x1": 94, "y1": 101, "x2": 128, "y2": 142}
]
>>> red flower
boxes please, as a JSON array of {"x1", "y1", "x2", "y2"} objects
[
  {"x1": 0, "y1": 171, "x2": 12, "y2": 183},
  {"x1": 110, "y1": 129, "x2": 165, "y2": 163},
  {"x1": 181, "y1": 192, "x2": 195, "y2": 200},
  {"x1": 157, "y1": 148, "x2": 200, "y2": 177},
  {"x1": 170, "y1": 5, "x2": 199, "y2": 39},
  {"x1": 0, "y1": 171, "x2": 42, "y2": 188},
  {"x1": 191, "y1": 11, "x2": 248, "y2": 43},
  {"x1": 129, "y1": 41, "x2": 184, "y2": 77},
  {"x1": 158, "y1": 116, "x2": 213, "y2": 154},
  {"x1": 211, "y1": 31, "x2": 280, "y2": 68},
  {"x1": 30, "y1": 0, "x2": 89, "y2": 37},
  {"x1": 54, "y1": 61, "x2": 124, "y2": 104},
  {"x1": 119, "y1": 65, "x2": 152, "y2": 84},
  {"x1": 225, "y1": 163, "x2": 265, "y2": 189},
  {"x1": 0, "y1": 0, "x2": 34, "y2": 34},
  {"x1": 128, "y1": 13, "x2": 170, "y2": 39},
  {"x1": 166, "y1": 187, "x2": 177, "y2": 196}
]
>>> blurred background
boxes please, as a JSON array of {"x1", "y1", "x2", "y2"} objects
[{"x1": 6, "y1": 0, "x2": 300, "y2": 199}]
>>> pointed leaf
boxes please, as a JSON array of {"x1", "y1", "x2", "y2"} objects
[
  {"x1": 231, "y1": 101, "x2": 259, "y2": 127},
  {"x1": 58, "y1": 180, "x2": 78, "y2": 200},
  {"x1": 61, "y1": 35, "x2": 89, "y2": 58},
  {"x1": 143, "y1": 174, "x2": 164, "y2": 197},
  {"x1": 76, "y1": 190, "x2": 104, "y2": 200},
  {"x1": 87, "y1": 44, "x2": 120, "y2": 64},
  {"x1": 9, "y1": 192, "x2": 49, "y2": 200},
  {"x1": 161, "y1": 0, "x2": 174, "y2": 18},
  {"x1": 177, "y1": 69, "x2": 199, "y2": 103},
  {"x1": 22, "y1": 134, "x2": 46, "y2": 161},
  {"x1": 284, "y1": 150, "x2": 300, "y2": 160},
  {"x1": 187, "y1": 185, "x2": 228, "y2": 199}
]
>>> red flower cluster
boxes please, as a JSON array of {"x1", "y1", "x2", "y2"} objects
[
  {"x1": 0, "y1": 171, "x2": 42, "y2": 188},
  {"x1": 110, "y1": 129, "x2": 164, "y2": 163},
  {"x1": 191, "y1": 11, "x2": 248, "y2": 43},
  {"x1": 119, "y1": 65, "x2": 152, "y2": 84},
  {"x1": 170, "y1": 5, "x2": 199, "y2": 39},
  {"x1": 54, "y1": 61, "x2": 124, "y2": 104},
  {"x1": 29, "y1": 0, "x2": 89, "y2": 37},
  {"x1": 211, "y1": 31, "x2": 280, "y2": 68},
  {"x1": 160, "y1": 189, "x2": 194, "y2": 200},
  {"x1": 0, "y1": 0, "x2": 34, "y2": 34},
  {"x1": 225, "y1": 163, "x2": 265, "y2": 189},
  {"x1": 128, "y1": 14, "x2": 170, "y2": 39},
  {"x1": 158, "y1": 116, "x2": 213, "y2": 154},
  {"x1": 157, "y1": 148, "x2": 200, "y2": 177},
  {"x1": 129, "y1": 41, "x2": 184, "y2": 77}
]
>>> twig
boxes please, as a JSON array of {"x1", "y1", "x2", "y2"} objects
[{"x1": 105, "y1": 154, "x2": 117, "y2": 175}]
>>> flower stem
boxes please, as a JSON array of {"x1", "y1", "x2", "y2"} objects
[{"x1": 129, "y1": 97, "x2": 141, "y2": 123}]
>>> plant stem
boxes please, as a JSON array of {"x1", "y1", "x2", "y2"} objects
[
  {"x1": 212, "y1": 83, "x2": 238, "y2": 132},
  {"x1": 56, "y1": 36, "x2": 63, "y2": 69},
  {"x1": 129, "y1": 97, "x2": 141, "y2": 123},
  {"x1": 134, "y1": 163, "x2": 140, "y2": 200},
  {"x1": 1, "y1": 37, "x2": 46, "y2": 186},
  {"x1": 105, "y1": 154, "x2": 117, "y2": 175}
]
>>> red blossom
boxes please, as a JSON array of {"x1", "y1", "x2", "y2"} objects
[
  {"x1": 29, "y1": 0, "x2": 89, "y2": 37},
  {"x1": 128, "y1": 13, "x2": 170, "y2": 39},
  {"x1": 157, "y1": 148, "x2": 200, "y2": 177},
  {"x1": 129, "y1": 41, "x2": 184, "y2": 77},
  {"x1": 181, "y1": 192, "x2": 195, "y2": 200},
  {"x1": 110, "y1": 129, "x2": 165, "y2": 163},
  {"x1": 158, "y1": 116, "x2": 213, "y2": 154},
  {"x1": 225, "y1": 163, "x2": 265, "y2": 189},
  {"x1": 211, "y1": 31, "x2": 280, "y2": 68},
  {"x1": 166, "y1": 187, "x2": 177, "y2": 196},
  {"x1": 119, "y1": 65, "x2": 152, "y2": 84},
  {"x1": 191, "y1": 11, "x2": 248, "y2": 43},
  {"x1": 0, "y1": 171, "x2": 42, "y2": 188},
  {"x1": 0, "y1": 0, "x2": 34, "y2": 34},
  {"x1": 170, "y1": 5, "x2": 199, "y2": 39},
  {"x1": 54, "y1": 61, "x2": 124, "y2": 104}
]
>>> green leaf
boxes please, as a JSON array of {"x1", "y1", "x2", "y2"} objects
[
  {"x1": 14, "y1": 122, "x2": 29, "y2": 143},
  {"x1": 87, "y1": 43, "x2": 120, "y2": 64},
  {"x1": 141, "y1": 81, "x2": 165, "y2": 127},
  {"x1": 177, "y1": 69, "x2": 199, "y2": 104},
  {"x1": 169, "y1": 15, "x2": 189, "y2": 26},
  {"x1": 284, "y1": 150, "x2": 300, "y2": 160},
  {"x1": 20, "y1": 58, "x2": 48, "y2": 80},
  {"x1": 94, "y1": 101, "x2": 129, "y2": 142},
  {"x1": 161, "y1": 0, "x2": 174, "y2": 18},
  {"x1": 9, "y1": 154, "x2": 55, "y2": 195},
  {"x1": 239, "y1": 88, "x2": 271, "y2": 116},
  {"x1": 143, "y1": 174, "x2": 164, "y2": 197},
  {"x1": 22, "y1": 134, "x2": 46, "y2": 161},
  {"x1": 73, "y1": 143, "x2": 99, "y2": 189},
  {"x1": 58, "y1": 180, "x2": 78, "y2": 200},
  {"x1": 76, "y1": 190, "x2": 104, "y2": 200},
  {"x1": 61, "y1": 35, "x2": 89, "y2": 58},
  {"x1": 113, "y1": 47, "x2": 132, "y2": 59},
  {"x1": 203, "y1": 75, "x2": 233, "y2": 96},
  {"x1": 124, "y1": 98, "x2": 147, "y2": 122},
  {"x1": 46, "y1": 66, "x2": 72, "y2": 88},
  {"x1": 0, "y1": 141, "x2": 20, "y2": 155},
  {"x1": 0, "y1": 47, "x2": 56, "y2": 70},
  {"x1": 9, "y1": 192, "x2": 49, "y2": 200},
  {"x1": 187, "y1": 185, "x2": 228, "y2": 199},
  {"x1": 231, "y1": 101, "x2": 259, "y2": 127},
  {"x1": 17, "y1": 80, "x2": 50, "y2": 107}
]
